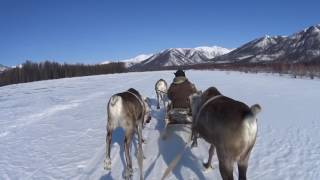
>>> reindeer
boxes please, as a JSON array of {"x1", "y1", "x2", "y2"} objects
[
  {"x1": 189, "y1": 87, "x2": 261, "y2": 180},
  {"x1": 155, "y1": 79, "x2": 168, "y2": 109},
  {"x1": 104, "y1": 88, "x2": 151, "y2": 180}
]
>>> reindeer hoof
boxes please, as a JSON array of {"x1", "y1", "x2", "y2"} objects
[
  {"x1": 203, "y1": 162, "x2": 213, "y2": 170},
  {"x1": 124, "y1": 167, "x2": 133, "y2": 180},
  {"x1": 104, "y1": 159, "x2": 111, "y2": 170},
  {"x1": 146, "y1": 117, "x2": 151, "y2": 123},
  {"x1": 191, "y1": 141, "x2": 198, "y2": 148}
]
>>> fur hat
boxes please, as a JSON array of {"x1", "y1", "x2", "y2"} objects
[{"x1": 174, "y1": 69, "x2": 185, "y2": 77}]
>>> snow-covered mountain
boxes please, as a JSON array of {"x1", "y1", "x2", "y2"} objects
[
  {"x1": 122, "y1": 54, "x2": 154, "y2": 67},
  {"x1": 0, "y1": 64, "x2": 9, "y2": 72},
  {"x1": 101, "y1": 54, "x2": 153, "y2": 67},
  {"x1": 131, "y1": 46, "x2": 231, "y2": 69},
  {"x1": 213, "y1": 24, "x2": 320, "y2": 63},
  {"x1": 101, "y1": 24, "x2": 320, "y2": 68}
]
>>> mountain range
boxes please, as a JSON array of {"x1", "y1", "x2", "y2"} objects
[
  {"x1": 102, "y1": 46, "x2": 231, "y2": 68},
  {"x1": 103, "y1": 24, "x2": 320, "y2": 69},
  {"x1": 213, "y1": 24, "x2": 320, "y2": 63},
  {"x1": 131, "y1": 46, "x2": 231, "y2": 69}
]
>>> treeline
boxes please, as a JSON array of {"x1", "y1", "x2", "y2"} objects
[
  {"x1": 189, "y1": 61, "x2": 320, "y2": 79},
  {"x1": 132, "y1": 61, "x2": 320, "y2": 79},
  {"x1": 0, "y1": 61, "x2": 127, "y2": 87}
]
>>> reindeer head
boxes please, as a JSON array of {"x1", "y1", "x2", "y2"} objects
[
  {"x1": 189, "y1": 87, "x2": 222, "y2": 123},
  {"x1": 202, "y1": 87, "x2": 222, "y2": 102}
]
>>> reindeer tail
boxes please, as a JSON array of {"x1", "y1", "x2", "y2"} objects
[
  {"x1": 244, "y1": 104, "x2": 261, "y2": 121},
  {"x1": 250, "y1": 104, "x2": 262, "y2": 116},
  {"x1": 109, "y1": 95, "x2": 121, "y2": 106}
]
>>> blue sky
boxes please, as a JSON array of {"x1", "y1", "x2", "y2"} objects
[{"x1": 0, "y1": 0, "x2": 319, "y2": 66}]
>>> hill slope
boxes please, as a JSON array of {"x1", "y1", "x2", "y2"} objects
[{"x1": 213, "y1": 24, "x2": 320, "y2": 63}]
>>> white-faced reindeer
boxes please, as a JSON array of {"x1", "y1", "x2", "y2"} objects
[
  {"x1": 189, "y1": 87, "x2": 261, "y2": 180},
  {"x1": 155, "y1": 79, "x2": 168, "y2": 109},
  {"x1": 104, "y1": 88, "x2": 151, "y2": 180}
]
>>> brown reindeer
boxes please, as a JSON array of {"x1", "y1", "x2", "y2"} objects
[
  {"x1": 104, "y1": 88, "x2": 151, "y2": 180},
  {"x1": 189, "y1": 87, "x2": 261, "y2": 180}
]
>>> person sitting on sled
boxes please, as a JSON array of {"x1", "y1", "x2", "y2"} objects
[{"x1": 167, "y1": 69, "x2": 197, "y2": 112}]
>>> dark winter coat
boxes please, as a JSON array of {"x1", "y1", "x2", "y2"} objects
[{"x1": 167, "y1": 76, "x2": 197, "y2": 109}]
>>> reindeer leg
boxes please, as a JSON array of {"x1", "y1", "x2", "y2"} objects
[
  {"x1": 191, "y1": 127, "x2": 198, "y2": 148},
  {"x1": 124, "y1": 130, "x2": 134, "y2": 180},
  {"x1": 164, "y1": 102, "x2": 172, "y2": 123},
  {"x1": 238, "y1": 148, "x2": 252, "y2": 180},
  {"x1": 140, "y1": 120, "x2": 147, "y2": 143},
  {"x1": 203, "y1": 144, "x2": 215, "y2": 169},
  {"x1": 162, "y1": 103, "x2": 171, "y2": 140},
  {"x1": 104, "y1": 125, "x2": 113, "y2": 170},
  {"x1": 137, "y1": 123, "x2": 144, "y2": 180},
  {"x1": 161, "y1": 94, "x2": 166, "y2": 110},
  {"x1": 156, "y1": 92, "x2": 160, "y2": 109},
  {"x1": 135, "y1": 126, "x2": 146, "y2": 144},
  {"x1": 238, "y1": 159, "x2": 248, "y2": 180},
  {"x1": 219, "y1": 158, "x2": 234, "y2": 180}
]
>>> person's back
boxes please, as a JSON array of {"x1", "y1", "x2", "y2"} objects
[{"x1": 167, "y1": 70, "x2": 197, "y2": 109}]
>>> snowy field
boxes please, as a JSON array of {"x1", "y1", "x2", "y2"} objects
[{"x1": 0, "y1": 70, "x2": 320, "y2": 180}]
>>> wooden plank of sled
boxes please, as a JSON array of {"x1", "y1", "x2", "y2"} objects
[{"x1": 167, "y1": 121, "x2": 192, "y2": 125}]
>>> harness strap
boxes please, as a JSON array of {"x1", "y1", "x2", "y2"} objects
[
  {"x1": 156, "y1": 89, "x2": 167, "y2": 94},
  {"x1": 126, "y1": 91, "x2": 146, "y2": 120},
  {"x1": 194, "y1": 95, "x2": 223, "y2": 126}
]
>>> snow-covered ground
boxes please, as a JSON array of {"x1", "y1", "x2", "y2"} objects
[{"x1": 0, "y1": 70, "x2": 319, "y2": 180}]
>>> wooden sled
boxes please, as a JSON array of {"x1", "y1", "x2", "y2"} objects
[{"x1": 162, "y1": 102, "x2": 193, "y2": 140}]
